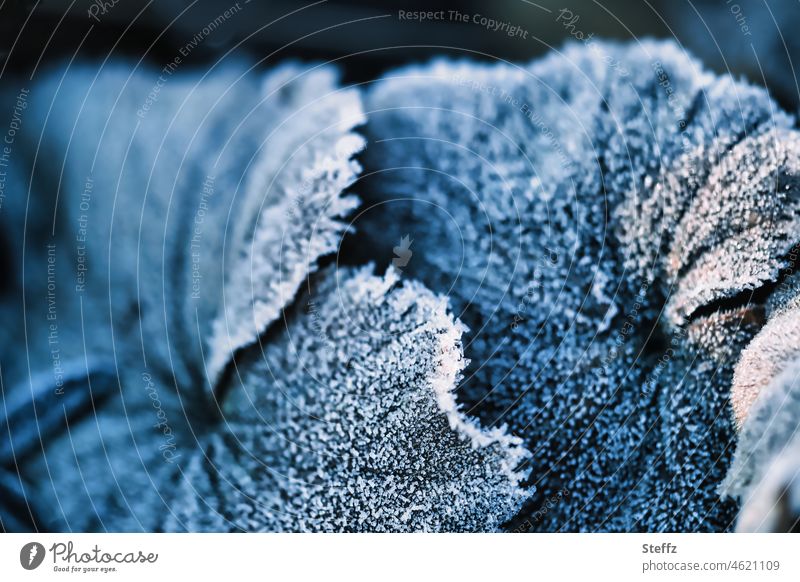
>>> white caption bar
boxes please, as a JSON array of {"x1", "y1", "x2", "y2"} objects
[{"x1": 1, "y1": 533, "x2": 798, "y2": 581}]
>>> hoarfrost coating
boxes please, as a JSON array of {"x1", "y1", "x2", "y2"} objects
[{"x1": 2, "y1": 39, "x2": 800, "y2": 532}]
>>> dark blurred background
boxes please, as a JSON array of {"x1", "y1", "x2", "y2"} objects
[{"x1": 2, "y1": 0, "x2": 799, "y2": 109}]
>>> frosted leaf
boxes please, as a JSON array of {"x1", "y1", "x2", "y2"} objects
[
  {"x1": 731, "y1": 273, "x2": 800, "y2": 426},
  {"x1": 8, "y1": 62, "x2": 266, "y2": 390},
  {"x1": 663, "y1": 130, "x2": 800, "y2": 324},
  {"x1": 4, "y1": 61, "x2": 364, "y2": 400},
  {"x1": 207, "y1": 66, "x2": 365, "y2": 380},
  {"x1": 357, "y1": 39, "x2": 800, "y2": 531},
  {"x1": 723, "y1": 357, "x2": 800, "y2": 531},
  {"x1": 2, "y1": 61, "x2": 367, "y2": 530},
  {"x1": 163, "y1": 267, "x2": 530, "y2": 532},
  {"x1": 6, "y1": 37, "x2": 800, "y2": 535},
  {"x1": 722, "y1": 274, "x2": 800, "y2": 531}
]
